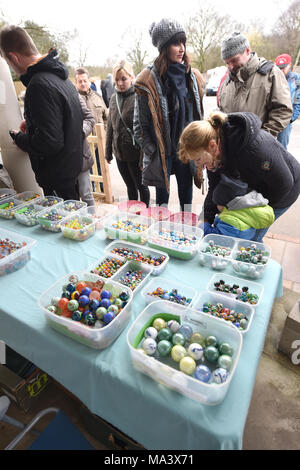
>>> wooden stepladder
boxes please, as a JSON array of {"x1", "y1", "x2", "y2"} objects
[{"x1": 87, "y1": 123, "x2": 113, "y2": 203}]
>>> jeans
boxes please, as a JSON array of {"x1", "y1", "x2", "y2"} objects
[
  {"x1": 77, "y1": 170, "x2": 95, "y2": 207},
  {"x1": 116, "y1": 159, "x2": 150, "y2": 206},
  {"x1": 252, "y1": 206, "x2": 291, "y2": 242},
  {"x1": 156, "y1": 156, "x2": 193, "y2": 211},
  {"x1": 277, "y1": 123, "x2": 292, "y2": 150}
]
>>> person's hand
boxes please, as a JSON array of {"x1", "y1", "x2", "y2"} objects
[{"x1": 19, "y1": 120, "x2": 26, "y2": 133}]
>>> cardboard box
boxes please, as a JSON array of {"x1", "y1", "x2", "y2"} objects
[
  {"x1": 0, "y1": 364, "x2": 49, "y2": 412},
  {"x1": 278, "y1": 299, "x2": 300, "y2": 362}
]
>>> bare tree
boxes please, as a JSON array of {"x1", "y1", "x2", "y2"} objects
[
  {"x1": 184, "y1": 2, "x2": 243, "y2": 72},
  {"x1": 274, "y1": 0, "x2": 300, "y2": 63},
  {"x1": 119, "y1": 27, "x2": 153, "y2": 75}
]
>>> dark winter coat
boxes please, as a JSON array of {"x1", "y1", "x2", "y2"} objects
[
  {"x1": 105, "y1": 86, "x2": 141, "y2": 163},
  {"x1": 204, "y1": 112, "x2": 300, "y2": 223},
  {"x1": 15, "y1": 49, "x2": 83, "y2": 189}
]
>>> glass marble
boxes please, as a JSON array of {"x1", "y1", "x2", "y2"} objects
[
  {"x1": 179, "y1": 356, "x2": 196, "y2": 375},
  {"x1": 212, "y1": 368, "x2": 229, "y2": 384},
  {"x1": 157, "y1": 340, "x2": 172, "y2": 357},
  {"x1": 152, "y1": 318, "x2": 166, "y2": 331},
  {"x1": 172, "y1": 332, "x2": 186, "y2": 346},
  {"x1": 204, "y1": 346, "x2": 219, "y2": 363},
  {"x1": 194, "y1": 365, "x2": 211, "y2": 383},
  {"x1": 218, "y1": 354, "x2": 233, "y2": 371},
  {"x1": 144, "y1": 327, "x2": 158, "y2": 340},
  {"x1": 143, "y1": 338, "x2": 157, "y2": 355},
  {"x1": 157, "y1": 327, "x2": 172, "y2": 342},
  {"x1": 178, "y1": 324, "x2": 193, "y2": 340},
  {"x1": 166, "y1": 320, "x2": 180, "y2": 333},
  {"x1": 171, "y1": 345, "x2": 187, "y2": 362},
  {"x1": 188, "y1": 343, "x2": 204, "y2": 361},
  {"x1": 96, "y1": 307, "x2": 107, "y2": 320},
  {"x1": 190, "y1": 332, "x2": 205, "y2": 346},
  {"x1": 219, "y1": 342, "x2": 234, "y2": 356}
]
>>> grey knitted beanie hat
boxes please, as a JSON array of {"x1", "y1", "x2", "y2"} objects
[
  {"x1": 221, "y1": 32, "x2": 250, "y2": 60},
  {"x1": 149, "y1": 18, "x2": 186, "y2": 51}
]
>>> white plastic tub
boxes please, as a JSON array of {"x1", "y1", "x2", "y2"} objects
[
  {"x1": 0, "y1": 190, "x2": 42, "y2": 219},
  {"x1": 127, "y1": 300, "x2": 242, "y2": 405},
  {"x1": 38, "y1": 271, "x2": 133, "y2": 349},
  {"x1": 193, "y1": 291, "x2": 255, "y2": 334},
  {"x1": 104, "y1": 240, "x2": 169, "y2": 276},
  {"x1": 147, "y1": 221, "x2": 203, "y2": 260},
  {"x1": 103, "y1": 212, "x2": 153, "y2": 244},
  {"x1": 207, "y1": 273, "x2": 264, "y2": 307},
  {"x1": 231, "y1": 239, "x2": 271, "y2": 280},
  {"x1": 60, "y1": 213, "x2": 96, "y2": 241},
  {"x1": 198, "y1": 234, "x2": 235, "y2": 270},
  {"x1": 141, "y1": 277, "x2": 198, "y2": 308},
  {"x1": 0, "y1": 227, "x2": 37, "y2": 276},
  {"x1": 37, "y1": 200, "x2": 87, "y2": 232}
]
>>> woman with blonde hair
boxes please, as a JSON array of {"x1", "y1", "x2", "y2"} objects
[
  {"x1": 105, "y1": 60, "x2": 150, "y2": 205},
  {"x1": 134, "y1": 18, "x2": 204, "y2": 211},
  {"x1": 179, "y1": 111, "x2": 300, "y2": 241}
]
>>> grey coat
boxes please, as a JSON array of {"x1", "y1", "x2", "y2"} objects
[{"x1": 78, "y1": 95, "x2": 95, "y2": 172}]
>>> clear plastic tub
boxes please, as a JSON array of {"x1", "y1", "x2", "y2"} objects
[
  {"x1": 169, "y1": 212, "x2": 198, "y2": 226},
  {"x1": 109, "y1": 260, "x2": 153, "y2": 295},
  {"x1": 0, "y1": 188, "x2": 16, "y2": 201},
  {"x1": 35, "y1": 196, "x2": 64, "y2": 209},
  {"x1": 86, "y1": 204, "x2": 118, "y2": 230},
  {"x1": 231, "y1": 239, "x2": 272, "y2": 280},
  {"x1": 15, "y1": 201, "x2": 48, "y2": 227},
  {"x1": 198, "y1": 234, "x2": 235, "y2": 271},
  {"x1": 0, "y1": 227, "x2": 37, "y2": 276},
  {"x1": 60, "y1": 213, "x2": 96, "y2": 241},
  {"x1": 0, "y1": 191, "x2": 42, "y2": 219},
  {"x1": 140, "y1": 206, "x2": 171, "y2": 221},
  {"x1": 127, "y1": 300, "x2": 242, "y2": 405},
  {"x1": 37, "y1": 200, "x2": 87, "y2": 232},
  {"x1": 141, "y1": 277, "x2": 198, "y2": 308},
  {"x1": 104, "y1": 240, "x2": 169, "y2": 276},
  {"x1": 148, "y1": 221, "x2": 203, "y2": 260},
  {"x1": 193, "y1": 291, "x2": 255, "y2": 334},
  {"x1": 118, "y1": 200, "x2": 147, "y2": 215},
  {"x1": 207, "y1": 273, "x2": 264, "y2": 307},
  {"x1": 103, "y1": 212, "x2": 153, "y2": 244},
  {"x1": 38, "y1": 271, "x2": 133, "y2": 349}
]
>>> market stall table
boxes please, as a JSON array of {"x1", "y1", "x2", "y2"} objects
[{"x1": 0, "y1": 218, "x2": 283, "y2": 450}]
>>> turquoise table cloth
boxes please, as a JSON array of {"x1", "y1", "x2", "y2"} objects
[{"x1": 0, "y1": 218, "x2": 283, "y2": 450}]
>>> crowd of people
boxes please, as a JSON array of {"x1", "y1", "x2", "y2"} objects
[{"x1": 0, "y1": 19, "x2": 300, "y2": 241}]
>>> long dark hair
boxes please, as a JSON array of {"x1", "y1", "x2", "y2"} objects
[{"x1": 154, "y1": 32, "x2": 191, "y2": 78}]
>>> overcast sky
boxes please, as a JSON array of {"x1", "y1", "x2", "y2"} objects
[{"x1": 0, "y1": 0, "x2": 288, "y2": 66}]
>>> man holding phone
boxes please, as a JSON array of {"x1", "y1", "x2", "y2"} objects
[{"x1": 0, "y1": 25, "x2": 83, "y2": 199}]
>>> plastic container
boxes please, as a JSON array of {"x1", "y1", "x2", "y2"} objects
[
  {"x1": 35, "y1": 196, "x2": 64, "y2": 209},
  {"x1": 141, "y1": 277, "x2": 198, "y2": 308},
  {"x1": 89, "y1": 255, "x2": 127, "y2": 279},
  {"x1": 127, "y1": 300, "x2": 242, "y2": 405},
  {"x1": 140, "y1": 206, "x2": 171, "y2": 221},
  {"x1": 37, "y1": 200, "x2": 87, "y2": 232},
  {"x1": 0, "y1": 188, "x2": 16, "y2": 201},
  {"x1": 198, "y1": 234, "x2": 235, "y2": 271},
  {"x1": 193, "y1": 291, "x2": 255, "y2": 334},
  {"x1": 169, "y1": 212, "x2": 198, "y2": 226},
  {"x1": 103, "y1": 212, "x2": 153, "y2": 244},
  {"x1": 0, "y1": 227, "x2": 37, "y2": 276},
  {"x1": 148, "y1": 221, "x2": 203, "y2": 260},
  {"x1": 104, "y1": 240, "x2": 169, "y2": 276},
  {"x1": 38, "y1": 271, "x2": 133, "y2": 349},
  {"x1": 207, "y1": 273, "x2": 264, "y2": 307},
  {"x1": 86, "y1": 204, "x2": 118, "y2": 230},
  {"x1": 231, "y1": 239, "x2": 272, "y2": 280},
  {"x1": 118, "y1": 200, "x2": 147, "y2": 215},
  {"x1": 110, "y1": 260, "x2": 153, "y2": 295},
  {"x1": 60, "y1": 213, "x2": 96, "y2": 241},
  {"x1": 0, "y1": 191, "x2": 42, "y2": 219}
]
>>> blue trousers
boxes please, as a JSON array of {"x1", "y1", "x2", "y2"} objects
[
  {"x1": 156, "y1": 156, "x2": 193, "y2": 211},
  {"x1": 252, "y1": 206, "x2": 291, "y2": 242},
  {"x1": 277, "y1": 123, "x2": 292, "y2": 150}
]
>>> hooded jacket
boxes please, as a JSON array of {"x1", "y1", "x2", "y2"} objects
[
  {"x1": 204, "y1": 191, "x2": 275, "y2": 239},
  {"x1": 218, "y1": 53, "x2": 292, "y2": 136},
  {"x1": 15, "y1": 49, "x2": 83, "y2": 189},
  {"x1": 204, "y1": 112, "x2": 300, "y2": 224},
  {"x1": 134, "y1": 64, "x2": 204, "y2": 190}
]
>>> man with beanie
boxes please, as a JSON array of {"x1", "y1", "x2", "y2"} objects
[
  {"x1": 275, "y1": 53, "x2": 300, "y2": 149},
  {"x1": 218, "y1": 32, "x2": 292, "y2": 137},
  {"x1": 203, "y1": 174, "x2": 275, "y2": 240},
  {"x1": 134, "y1": 18, "x2": 204, "y2": 211},
  {"x1": 0, "y1": 25, "x2": 83, "y2": 200}
]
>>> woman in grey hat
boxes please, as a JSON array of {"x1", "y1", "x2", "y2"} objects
[{"x1": 133, "y1": 18, "x2": 204, "y2": 211}]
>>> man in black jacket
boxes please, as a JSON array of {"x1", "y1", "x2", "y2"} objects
[{"x1": 0, "y1": 25, "x2": 83, "y2": 199}]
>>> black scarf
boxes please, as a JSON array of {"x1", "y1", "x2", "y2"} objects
[{"x1": 165, "y1": 63, "x2": 188, "y2": 158}]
